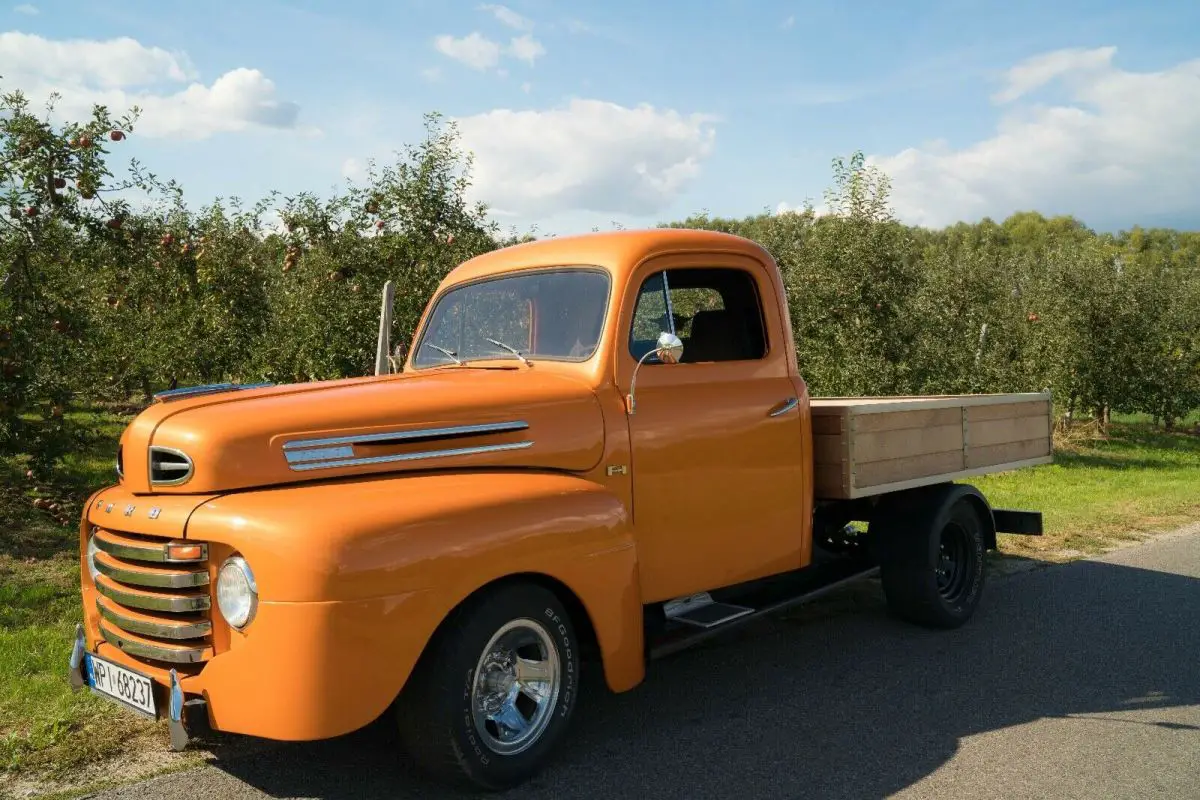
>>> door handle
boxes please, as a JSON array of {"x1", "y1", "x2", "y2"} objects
[{"x1": 768, "y1": 397, "x2": 799, "y2": 417}]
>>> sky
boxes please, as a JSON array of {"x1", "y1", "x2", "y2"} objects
[{"x1": 2, "y1": 0, "x2": 1199, "y2": 236}]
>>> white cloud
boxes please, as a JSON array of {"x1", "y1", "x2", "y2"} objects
[
  {"x1": 870, "y1": 47, "x2": 1200, "y2": 228},
  {"x1": 0, "y1": 31, "x2": 195, "y2": 87},
  {"x1": 782, "y1": 15, "x2": 795, "y2": 29},
  {"x1": 520, "y1": 81, "x2": 532, "y2": 94},
  {"x1": 434, "y1": 32, "x2": 502, "y2": 70},
  {"x1": 13, "y1": 3, "x2": 37, "y2": 14},
  {"x1": 454, "y1": 98, "x2": 717, "y2": 217},
  {"x1": 479, "y1": 3, "x2": 532, "y2": 31},
  {"x1": 0, "y1": 32, "x2": 301, "y2": 139},
  {"x1": 419, "y1": 66, "x2": 441, "y2": 82},
  {"x1": 507, "y1": 34, "x2": 545, "y2": 66},
  {"x1": 991, "y1": 46, "x2": 1116, "y2": 104}
]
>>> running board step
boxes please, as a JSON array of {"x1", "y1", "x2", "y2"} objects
[
  {"x1": 648, "y1": 561, "x2": 880, "y2": 661},
  {"x1": 669, "y1": 601, "x2": 754, "y2": 629}
]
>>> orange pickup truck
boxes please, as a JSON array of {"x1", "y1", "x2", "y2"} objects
[{"x1": 69, "y1": 229, "x2": 1051, "y2": 791}]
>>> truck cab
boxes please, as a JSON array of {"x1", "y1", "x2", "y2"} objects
[{"x1": 70, "y1": 229, "x2": 1048, "y2": 791}]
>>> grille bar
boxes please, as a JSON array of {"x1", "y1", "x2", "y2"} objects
[
  {"x1": 94, "y1": 551, "x2": 209, "y2": 589},
  {"x1": 94, "y1": 575, "x2": 210, "y2": 613},
  {"x1": 99, "y1": 619, "x2": 212, "y2": 664},
  {"x1": 92, "y1": 528, "x2": 207, "y2": 564},
  {"x1": 96, "y1": 597, "x2": 212, "y2": 640}
]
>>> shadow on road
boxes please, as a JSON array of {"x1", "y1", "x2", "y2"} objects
[{"x1": 197, "y1": 554, "x2": 1200, "y2": 799}]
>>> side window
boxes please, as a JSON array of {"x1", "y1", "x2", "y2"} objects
[
  {"x1": 627, "y1": 267, "x2": 767, "y2": 363},
  {"x1": 628, "y1": 272, "x2": 671, "y2": 361}
]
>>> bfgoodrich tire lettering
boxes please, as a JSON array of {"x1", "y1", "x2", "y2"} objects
[{"x1": 396, "y1": 582, "x2": 580, "y2": 791}]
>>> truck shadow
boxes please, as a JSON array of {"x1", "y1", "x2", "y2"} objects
[{"x1": 201, "y1": 551, "x2": 1200, "y2": 799}]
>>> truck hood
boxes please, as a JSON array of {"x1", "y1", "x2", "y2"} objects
[{"x1": 117, "y1": 366, "x2": 606, "y2": 494}]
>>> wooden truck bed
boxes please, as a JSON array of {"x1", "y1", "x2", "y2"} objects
[{"x1": 810, "y1": 392, "x2": 1053, "y2": 500}]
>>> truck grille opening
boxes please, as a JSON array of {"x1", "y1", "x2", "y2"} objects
[
  {"x1": 148, "y1": 447, "x2": 193, "y2": 486},
  {"x1": 89, "y1": 526, "x2": 214, "y2": 665}
]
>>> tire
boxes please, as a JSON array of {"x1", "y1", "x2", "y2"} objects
[
  {"x1": 876, "y1": 492, "x2": 987, "y2": 629},
  {"x1": 395, "y1": 582, "x2": 580, "y2": 791}
]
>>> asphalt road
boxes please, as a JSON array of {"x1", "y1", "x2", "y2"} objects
[{"x1": 91, "y1": 530, "x2": 1200, "y2": 800}]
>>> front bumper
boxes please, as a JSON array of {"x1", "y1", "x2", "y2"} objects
[
  {"x1": 71, "y1": 587, "x2": 434, "y2": 744},
  {"x1": 69, "y1": 623, "x2": 209, "y2": 750}
]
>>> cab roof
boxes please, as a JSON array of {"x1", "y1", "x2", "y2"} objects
[{"x1": 439, "y1": 228, "x2": 776, "y2": 291}]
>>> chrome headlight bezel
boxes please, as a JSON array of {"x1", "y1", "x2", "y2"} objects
[{"x1": 216, "y1": 555, "x2": 258, "y2": 630}]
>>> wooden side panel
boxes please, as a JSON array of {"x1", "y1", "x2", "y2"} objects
[
  {"x1": 810, "y1": 406, "x2": 850, "y2": 499},
  {"x1": 852, "y1": 407, "x2": 961, "y2": 433},
  {"x1": 809, "y1": 393, "x2": 1054, "y2": 499}
]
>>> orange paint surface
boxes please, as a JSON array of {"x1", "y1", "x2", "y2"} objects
[{"x1": 77, "y1": 229, "x2": 814, "y2": 741}]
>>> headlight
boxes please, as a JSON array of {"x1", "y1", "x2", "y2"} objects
[
  {"x1": 216, "y1": 555, "x2": 258, "y2": 630},
  {"x1": 85, "y1": 533, "x2": 101, "y2": 582}
]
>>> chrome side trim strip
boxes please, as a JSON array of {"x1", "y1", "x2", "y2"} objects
[
  {"x1": 285, "y1": 445, "x2": 355, "y2": 465},
  {"x1": 282, "y1": 420, "x2": 530, "y2": 452},
  {"x1": 94, "y1": 555, "x2": 209, "y2": 589},
  {"x1": 289, "y1": 440, "x2": 535, "y2": 472},
  {"x1": 94, "y1": 578, "x2": 211, "y2": 613},
  {"x1": 96, "y1": 599, "x2": 212, "y2": 640},
  {"x1": 99, "y1": 621, "x2": 212, "y2": 664}
]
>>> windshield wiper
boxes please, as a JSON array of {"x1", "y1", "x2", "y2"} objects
[
  {"x1": 485, "y1": 337, "x2": 531, "y2": 366},
  {"x1": 422, "y1": 343, "x2": 462, "y2": 365}
]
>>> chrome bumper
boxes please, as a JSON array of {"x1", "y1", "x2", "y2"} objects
[{"x1": 68, "y1": 622, "x2": 209, "y2": 751}]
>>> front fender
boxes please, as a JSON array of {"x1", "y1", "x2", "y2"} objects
[{"x1": 185, "y1": 470, "x2": 644, "y2": 737}]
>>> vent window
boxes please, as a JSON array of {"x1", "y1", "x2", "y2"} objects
[{"x1": 149, "y1": 447, "x2": 193, "y2": 486}]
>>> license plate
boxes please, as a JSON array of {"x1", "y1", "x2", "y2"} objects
[{"x1": 84, "y1": 653, "x2": 157, "y2": 718}]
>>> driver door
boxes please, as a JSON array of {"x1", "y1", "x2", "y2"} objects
[{"x1": 620, "y1": 254, "x2": 810, "y2": 604}]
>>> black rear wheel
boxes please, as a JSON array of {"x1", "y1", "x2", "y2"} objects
[{"x1": 877, "y1": 490, "x2": 988, "y2": 629}]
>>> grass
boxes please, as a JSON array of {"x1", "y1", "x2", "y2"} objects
[
  {"x1": 0, "y1": 408, "x2": 162, "y2": 784},
  {"x1": 975, "y1": 418, "x2": 1200, "y2": 558},
  {"x1": 1, "y1": 408, "x2": 1199, "y2": 795}
]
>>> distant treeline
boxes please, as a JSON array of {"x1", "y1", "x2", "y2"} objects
[{"x1": 2, "y1": 92, "x2": 1198, "y2": 468}]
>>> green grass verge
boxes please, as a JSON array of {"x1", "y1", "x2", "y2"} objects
[
  {"x1": 0, "y1": 409, "x2": 159, "y2": 781},
  {"x1": 1, "y1": 410, "x2": 1199, "y2": 793},
  {"x1": 977, "y1": 420, "x2": 1200, "y2": 557}
]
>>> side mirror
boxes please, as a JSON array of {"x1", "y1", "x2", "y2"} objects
[
  {"x1": 626, "y1": 331, "x2": 684, "y2": 414},
  {"x1": 654, "y1": 331, "x2": 684, "y2": 364}
]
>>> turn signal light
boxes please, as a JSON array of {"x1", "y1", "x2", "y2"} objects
[{"x1": 164, "y1": 541, "x2": 206, "y2": 562}]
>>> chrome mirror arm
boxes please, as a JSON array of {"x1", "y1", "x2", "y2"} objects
[{"x1": 625, "y1": 331, "x2": 683, "y2": 415}]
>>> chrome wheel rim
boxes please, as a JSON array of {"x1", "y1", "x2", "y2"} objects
[{"x1": 470, "y1": 618, "x2": 561, "y2": 756}]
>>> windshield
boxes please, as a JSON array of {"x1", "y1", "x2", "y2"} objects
[{"x1": 412, "y1": 268, "x2": 611, "y2": 368}]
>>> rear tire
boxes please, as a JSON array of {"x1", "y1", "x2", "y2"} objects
[
  {"x1": 395, "y1": 582, "x2": 580, "y2": 792},
  {"x1": 876, "y1": 492, "x2": 987, "y2": 629}
]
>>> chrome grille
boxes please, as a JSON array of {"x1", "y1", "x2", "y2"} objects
[{"x1": 90, "y1": 527, "x2": 214, "y2": 664}]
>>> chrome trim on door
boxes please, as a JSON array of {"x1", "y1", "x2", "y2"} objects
[{"x1": 768, "y1": 397, "x2": 799, "y2": 417}]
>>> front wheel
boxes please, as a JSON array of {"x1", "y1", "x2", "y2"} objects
[
  {"x1": 877, "y1": 492, "x2": 987, "y2": 629},
  {"x1": 396, "y1": 582, "x2": 580, "y2": 791}
]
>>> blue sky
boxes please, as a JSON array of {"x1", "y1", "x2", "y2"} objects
[{"x1": 4, "y1": 0, "x2": 1200, "y2": 234}]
